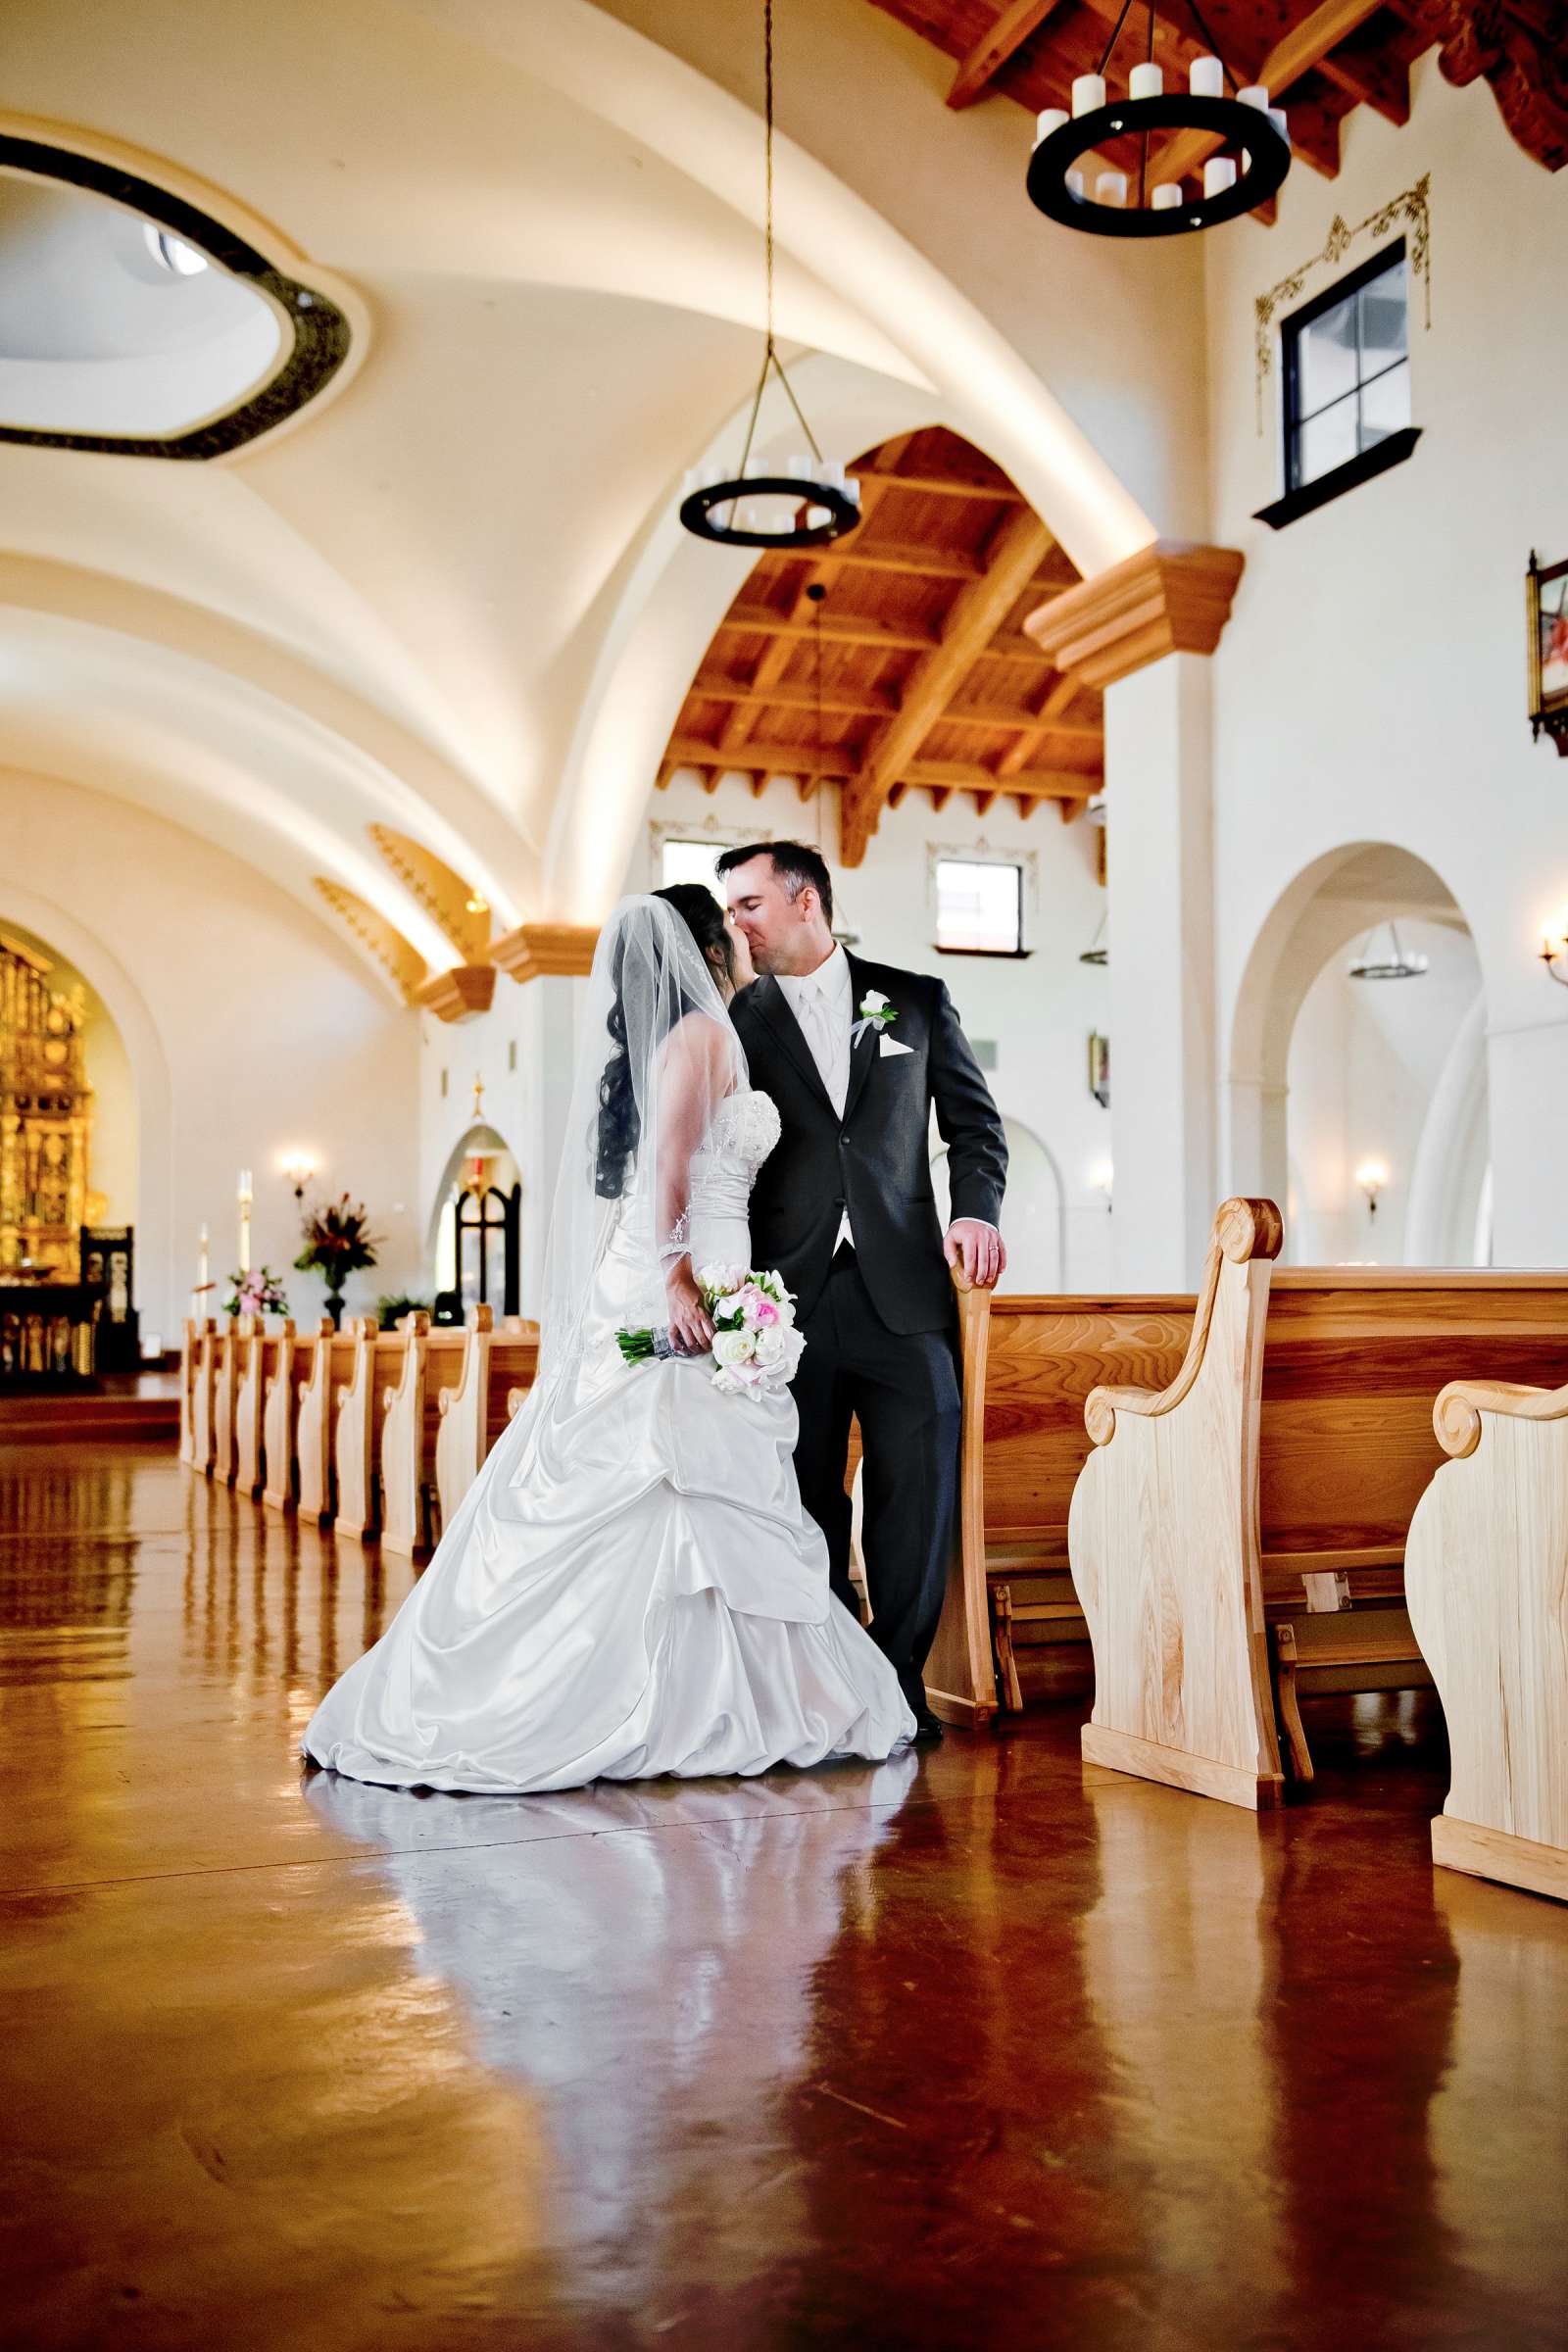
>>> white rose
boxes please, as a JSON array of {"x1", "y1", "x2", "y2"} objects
[
  {"x1": 752, "y1": 1325, "x2": 786, "y2": 1368},
  {"x1": 711, "y1": 1328, "x2": 754, "y2": 1368}
]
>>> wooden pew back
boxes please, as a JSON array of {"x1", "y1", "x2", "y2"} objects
[
  {"x1": 211, "y1": 1322, "x2": 241, "y2": 1485},
  {"x1": 333, "y1": 1318, "x2": 405, "y2": 1542},
  {"x1": 296, "y1": 1328, "x2": 360, "y2": 1522},
  {"x1": 432, "y1": 1307, "x2": 541, "y2": 1540},
  {"x1": 186, "y1": 1318, "x2": 217, "y2": 1475},
  {"x1": 381, "y1": 1319, "x2": 472, "y2": 1559},
  {"x1": 1260, "y1": 1272, "x2": 1568, "y2": 1577},
  {"x1": 262, "y1": 1320, "x2": 334, "y2": 1513},
  {"x1": 233, "y1": 1321, "x2": 282, "y2": 1498}
]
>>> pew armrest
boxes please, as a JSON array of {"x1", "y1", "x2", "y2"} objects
[
  {"x1": 1435, "y1": 1377, "x2": 1568, "y2": 1459},
  {"x1": 1084, "y1": 1196, "x2": 1283, "y2": 1446}
]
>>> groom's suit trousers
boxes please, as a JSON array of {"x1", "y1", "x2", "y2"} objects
[{"x1": 792, "y1": 1245, "x2": 961, "y2": 1713}]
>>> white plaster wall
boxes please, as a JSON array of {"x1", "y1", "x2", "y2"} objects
[
  {"x1": 0, "y1": 775, "x2": 422, "y2": 1341},
  {"x1": 1205, "y1": 60, "x2": 1568, "y2": 1266},
  {"x1": 1285, "y1": 919, "x2": 1483, "y2": 1264},
  {"x1": 635, "y1": 772, "x2": 1114, "y2": 1290}
]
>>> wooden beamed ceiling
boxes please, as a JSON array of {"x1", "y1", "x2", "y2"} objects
[
  {"x1": 862, "y1": 0, "x2": 1568, "y2": 192},
  {"x1": 657, "y1": 427, "x2": 1103, "y2": 866}
]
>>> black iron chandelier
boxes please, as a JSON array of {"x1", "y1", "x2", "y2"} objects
[
  {"x1": 1026, "y1": 0, "x2": 1292, "y2": 237},
  {"x1": 679, "y1": 0, "x2": 860, "y2": 550}
]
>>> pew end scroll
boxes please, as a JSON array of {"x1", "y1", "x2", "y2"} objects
[{"x1": 1070, "y1": 1198, "x2": 1288, "y2": 1810}]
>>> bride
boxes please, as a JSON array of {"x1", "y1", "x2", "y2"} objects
[{"x1": 303, "y1": 888, "x2": 915, "y2": 1793}]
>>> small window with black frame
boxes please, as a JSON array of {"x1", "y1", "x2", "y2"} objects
[
  {"x1": 1262, "y1": 241, "x2": 1419, "y2": 527},
  {"x1": 934, "y1": 857, "x2": 1025, "y2": 956}
]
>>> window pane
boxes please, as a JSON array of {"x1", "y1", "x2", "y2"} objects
[
  {"x1": 935, "y1": 858, "x2": 1021, "y2": 954},
  {"x1": 1358, "y1": 270, "x2": 1407, "y2": 377},
  {"x1": 1296, "y1": 392, "x2": 1358, "y2": 487},
  {"x1": 1359, "y1": 360, "x2": 1410, "y2": 451},
  {"x1": 1296, "y1": 292, "x2": 1357, "y2": 417},
  {"x1": 661, "y1": 839, "x2": 732, "y2": 897}
]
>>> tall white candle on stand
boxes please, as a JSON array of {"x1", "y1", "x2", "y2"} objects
[
  {"x1": 237, "y1": 1170, "x2": 252, "y2": 1276},
  {"x1": 196, "y1": 1222, "x2": 209, "y2": 1313}
]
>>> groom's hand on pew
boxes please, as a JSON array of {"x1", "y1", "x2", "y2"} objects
[{"x1": 945, "y1": 1219, "x2": 1004, "y2": 1291}]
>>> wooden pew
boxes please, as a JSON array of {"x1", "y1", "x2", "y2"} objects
[
  {"x1": 185, "y1": 1317, "x2": 217, "y2": 1475},
  {"x1": 1405, "y1": 1375, "x2": 1568, "y2": 1903},
  {"x1": 942, "y1": 1274, "x2": 1196, "y2": 1718},
  {"x1": 262, "y1": 1319, "x2": 334, "y2": 1513},
  {"x1": 296, "y1": 1326, "x2": 360, "y2": 1524},
  {"x1": 1068, "y1": 1199, "x2": 1568, "y2": 1806},
  {"x1": 177, "y1": 1317, "x2": 200, "y2": 1465},
  {"x1": 1259, "y1": 1265, "x2": 1568, "y2": 1778},
  {"x1": 432, "y1": 1305, "x2": 541, "y2": 1539},
  {"x1": 380, "y1": 1316, "x2": 480, "y2": 1560},
  {"x1": 333, "y1": 1317, "x2": 404, "y2": 1543},
  {"x1": 233, "y1": 1319, "x2": 283, "y2": 1497},
  {"x1": 211, "y1": 1320, "x2": 241, "y2": 1486}
]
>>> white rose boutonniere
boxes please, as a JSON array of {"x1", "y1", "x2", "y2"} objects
[{"x1": 851, "y1": 989, "x2": 898, "y2": 1044}]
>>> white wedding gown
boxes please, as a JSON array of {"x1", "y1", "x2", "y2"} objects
[{"x1": 303, "y1": 1087, "x2": 915, "y2": 1792}]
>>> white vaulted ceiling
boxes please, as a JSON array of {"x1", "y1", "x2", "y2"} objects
[{"x1": 0, "y1": 0, "x2": 1189, "y2": 946}]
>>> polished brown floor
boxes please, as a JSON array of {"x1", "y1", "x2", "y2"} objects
[{"x1": 2, "y1": 1444, "x2": 1566, "y2": 2352}]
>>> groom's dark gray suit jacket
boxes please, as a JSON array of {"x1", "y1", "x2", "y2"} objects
[{"x1": 730, "y1": 955, "x2": 1007, "y2": 1337}]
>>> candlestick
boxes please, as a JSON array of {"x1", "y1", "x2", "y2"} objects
[
  {"x1": 1071, "y1": 74, "x2": 1105, "y2": 117},
  {"x1": 1034, "y1": 107, "x2": 1068, "y2": 145},
  {"x1": 1203, "y1": 156, "x2": 1238, "y2": 198},
  {"x1": 1096, "y1": 172, "x2": 1128, "y2": 208},
  {"x1": 1130, "y1": 63, "x2": 1163, "y2": 100},
  {"x1": 1190, "y1": 56, "x2": 1223, "y2": 99},
  {"x1": 1152, "y1": 183, "x2": 1184, "y2": 211},
  {"x1": 237, "y1": 1170, "x2": 253, "y2": 1277}
]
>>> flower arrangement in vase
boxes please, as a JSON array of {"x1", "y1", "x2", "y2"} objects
[
  {"x1": 223, "y1": 1266, "x2": 289, "y2": 1320},
  {"x1": 294, "y1": 1194, "x2": 381, "y2": 1330}
]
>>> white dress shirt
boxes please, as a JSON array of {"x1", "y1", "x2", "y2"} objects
[{"x1": 778, "y1": 945, "x2": 856, "y2": 1248}]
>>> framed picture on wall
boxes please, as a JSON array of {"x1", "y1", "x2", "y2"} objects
[
  {"x1": 1527, "y1": 551, "x2": 1568, "y2": 757},
  {"x1": 1088, "y1": 1030, "x2": 1110, "y2": 1109}
]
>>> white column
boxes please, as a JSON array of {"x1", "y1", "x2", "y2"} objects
[{"x1": 1104, "y1": 655, "x2": 1218, "y2": 1288}]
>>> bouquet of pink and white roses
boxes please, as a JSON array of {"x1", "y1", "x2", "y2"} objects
[{"x1": 616, "y1": 1265, "x2": 806, "y2": 1396}]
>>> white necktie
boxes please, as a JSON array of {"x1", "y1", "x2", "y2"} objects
[{"x1": 801, "y1": 982, "x2": 844, "y2": 1115}]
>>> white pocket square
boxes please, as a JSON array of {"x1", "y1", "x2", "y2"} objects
[{"x1": 879, "y1": 1035, "x2": 913, "y2": 1057}]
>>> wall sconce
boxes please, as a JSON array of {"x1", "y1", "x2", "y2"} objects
[
  {"x1": 1090, "y1": 1158, "x2": 1114, "y2": 1214},
  {"x1": 280, "y1": 1152, "x2": 317, "y2": 1201},
  {"x1": 1541, "y1": 910, "x2": 1568, "y2": 989},
  {"x1": 1355, "y1": 1159, "x2": 1389, "y2": 1218}
]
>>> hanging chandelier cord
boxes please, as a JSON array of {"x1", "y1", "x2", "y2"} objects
[
  {"x1": 1098, "y1": 0, "x2": 1242, "y2": 95},
  {"x1": 732, "y1": 0, "x2": 823, "y2": 495}
]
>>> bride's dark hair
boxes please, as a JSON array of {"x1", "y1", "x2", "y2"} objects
[{"x1": 595, "y1": 887, "x2": 736, "y2": 1200}]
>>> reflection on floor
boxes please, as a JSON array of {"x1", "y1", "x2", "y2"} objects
[{"x1": 2, "y1": 1443, "x2": 1566, "y2": 2350}]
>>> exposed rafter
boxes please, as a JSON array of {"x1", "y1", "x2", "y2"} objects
[
  {"x1": 947, "y1": 0, "x2": 1069, "y2": 109},
  {"x1": 1148, "y1": 0, "x2": 1387, "y2": 186},
  {"x1": 841, "y1": 506, "x2": 1054, "y2": 864}
]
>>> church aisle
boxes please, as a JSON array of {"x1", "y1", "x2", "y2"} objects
[{"x1": 2, "y1": 1445, "x2": 1566, "y2": 2352}]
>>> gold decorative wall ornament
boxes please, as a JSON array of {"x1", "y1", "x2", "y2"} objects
[
  {"x1": 0, "y1": 936, "x2": 93, "y2": 1280},
  {"x1": 313, "y1": 880, "x2": 427, "y2": 1004},
  {"x1": 1254, "y1": 175, "x2": 1431, "y2": 432},
  {"x1": 367, "y1": 827, "x2": 493, "y2": 963}
]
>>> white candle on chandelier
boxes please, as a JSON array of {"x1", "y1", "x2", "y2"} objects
[
  {"x1": 1096, "y1": 171, "x2": 1128, "y2": 207},
  {"x1": 1066, "y1": 168, "x2": 1086, "y2": 199},
  {"x1": 1190, "y1": 55, "x2": 1223, "y2": 99},
  {"x1": 1071, "y1": 74, "x2": 1105, "y2": 117},
  {"x1": 1034, "y1": 106, "x2": 1068, "y2": 144},
  {"x1": 1130, "y1": 62, "x2": 1163, "y2": 101},
  {"x1": 1203, "y1": 155, "x2": 1238, "y2": 197},
  {"x1": 1238, "y1": 84, "x2": 1270, "y2": 110},
  {"x1": 1268, "y1": 106, "x2": 1290, "y2": 140},
  {"x1": 1152, "y1": 182, "x2": 1184, "y2": 210}
]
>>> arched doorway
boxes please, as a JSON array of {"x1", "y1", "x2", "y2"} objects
[
  {"x1": 1229, "y1": 845, "x2": 1487, "y2": 1266},
  {"x1": 932, "y1": 1115, "x2": 1065, "y2": 1291},
  {"x1": 428, "y1": 1125, "x2": 521, "y2": 1320}
]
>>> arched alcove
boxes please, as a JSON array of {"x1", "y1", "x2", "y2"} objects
[
  {"x1": 932, "y1": 1115, "x2": 1065, "y2": 1291},
  {"x1": 0, "y1": 884, "x2": 172, "y2": 1329},
  {"x1": 1229, "y1": 844, "x2": 1487, "y2": 1265},
  {"x1": 427, "y1": 1122, "x2": 523, "y2": 1316}
]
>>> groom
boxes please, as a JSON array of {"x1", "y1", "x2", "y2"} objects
[{"x1": 720, "y1": 842, "x2": 1007, "y2": 1742}]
